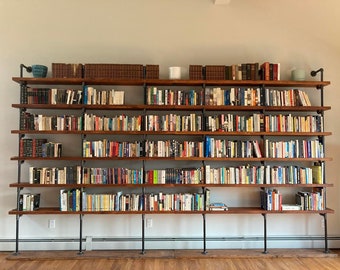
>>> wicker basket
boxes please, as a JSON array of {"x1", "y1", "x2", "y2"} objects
[
  {"x1": 84, "y1": 64, "x2": 144, "y2": 79},
  {"x1": 145, "y1": 65, "x2": 159, "y2": 79},
  {"x1": 205, "y1": 65, "x2": 226, "y2": 80},
  {"x1": 189, "y1": 65, "x2": 204, "y2": 80},
  {"x1": 52, "y1": 63, "x2": 83, "y2": 78}
]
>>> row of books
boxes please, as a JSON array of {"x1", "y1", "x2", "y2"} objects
[
  {"x1": 227, "y1": 63, "x2": 264, "y2": 81},
  {"x1": 60, "y1": 189, "x2": 81, "y2": 211},
  {"x1": 260, "y1": 188, "x2": 325, "y2": 211},
  {"x1": 21, "y1": 86, "x2": 124, "y2": 105},
  {"x1": 21, "y1": 86, "x2": 313, "y2": 107},
  {"x1": 225, "y1": 63, "x2": 280, "y2": 81},
  {"x1": 296, "y1": 190, "x2": 324, "y2": 211},
  {"x1": 81, "y1": 191, "x2": 210, "y2": 212},
  {"x1": 83, "y1": 87, "x2": 125, "y2": 105},
  {"x1": 146, "y1": 87, "x2": 204, "y2": 106},
  {"x1": 144, "y1": 138, "x2": 323, "y2": 159},
  {"x1": 265, "y1": 88, "x2": 311, "y2": 107},
  {"x1": 264, "y1": 139, "x2": 324, "y2": 158},
  {"x1": 190, "y1": 62, "x2": 279, "y2": 81},
  {"x1": 260, "y1": 62, "x2": 280, "y2": 81},
  {"x1": 145, "y1": 168, "x2": 203, "y2": 184},
  {"x1": 205, "y1": 164, "x2": 324, "y2": 185},
  {"x1": 20, "y1": 112, "x2": 83, "y2": 131},
  {"x1": 83, "y1": 167, "x2": 143, "y2": 184},
  {"x1": 206, "y1": 113, "x2": 264, "y2": 132},
  {"x1": 207, "y1": 113, "x2": 323, "y2": 133},
  {"x1": 82, "y1": 140, "x2": 143, "y2": 158},
  {"x1": 204, "y1": 137, "x2": 262, "y2": 158},
  {"x1": 27, "y1": 163, "x2": 324, "y2": 186},
  {"x1": 144, "y1": 191, "x2": 208, "y2": 211},
  {"x1": 21, "y1": 88, "x2": 82, "y2": 104},
  {"x1": 260, "y1": 189, "x2": 282, "y2": 211},
  {"x1": 84, "y1": 113, "x2": 142, "y2": 131},
  {"x1": 205, "y1": 87, "x2": 263, "y2": 106},
  {"x1": 20, "y1": 139, "x2": 62, "y2": 158},
  {"x1": 29, "y1": 166, "x2": 82, "y2": 184},
  {"x1": 18, "y1": 193, "x2": 40, "y2": 211},
  {"x1": 145, "y1": 140, "x2": 204, "y2": 158},
  {"x1": 21, "y1": 88, "x2": 50, "y2": 104},
  {"x1": 55, "y1": 189, "x2": 327, "y2": 212},
  {"x1": 19, "y1": 111, "x2": 324, "y2": 134},
  {"x1": 264, "y1": 114, "x2": 323, "y2": 133},
  {"x1": 19, "y1": 138, "x2": 47, "y2": 157},
  {"x1": 19, "y1": 138, "x2": 324, "y2": 159},
  {"x1": 51, "y1": 88, "x2": 83, "y2": 104},
  {"x1": 145, "y1": 114, "x2": 203, "y2": 132},
  {"x1": 29, "y1": 166, "x2": 144, "y2": 185},
  {"x1": 148, "y1": 87, "x2": 312, "y2": 107}
]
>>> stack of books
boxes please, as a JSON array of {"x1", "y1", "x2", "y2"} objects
[{"x1": 209, "y1": 202, "x2": 228, "y2": 211}]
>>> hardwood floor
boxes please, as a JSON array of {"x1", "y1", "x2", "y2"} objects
[{"x1": 2, "y1": 249, "x2": 340, "y2": 270}]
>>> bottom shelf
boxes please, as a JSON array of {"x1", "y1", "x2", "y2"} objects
[
  {"x1": 8, "y1": 207, "x2": 335, "y2": 215},
  {"x1": 10, "y1": 207, "x2": 333, "y2": 255}
]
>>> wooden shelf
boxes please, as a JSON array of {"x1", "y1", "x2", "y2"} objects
[
  {"x1": 10, "y1": 182, "x2": 334, "y2": 188},
  {"x1": 12, "y1": 77, "x2": 330, "y2": 88},
  {"x1": 10, "y1": 156, "x2": 333, "y2": 162},
  {"x1": 10, "y1": 130, "x2": 332, "y2": 136},
  {"x1": 12, "y1": 103, "x2": 332, "y2": 112},
  {"x1": 8, "y1": 207, "x2": 334, "y2": 215},
  {"x1": 9, "y1": 156, "x2": 333, "y2": 162}
]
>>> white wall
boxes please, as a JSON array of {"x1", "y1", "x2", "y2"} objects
[{"x1": 1, "y1": 0, "x2": 340, "y2": 251}]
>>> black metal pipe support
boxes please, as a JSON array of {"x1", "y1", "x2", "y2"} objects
[
  {"x1": 202, "y1": 213, "x2": 207, "y2": 254},
  {"x1": 262, "y1": 213, "x2": 268, "y2": 254}
]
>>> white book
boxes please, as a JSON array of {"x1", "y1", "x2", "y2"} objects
[
  {"x1": 205, "y1": 165, "x2": 211, "y2": 184},
  {"x1": 281, "y1": 204, "x2": 301, "y2": 211},
  {"x1": 29, "y1": 167, "x2": 34, "y2": 184}
]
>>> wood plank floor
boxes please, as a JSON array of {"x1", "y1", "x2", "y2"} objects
[{"x1": 3, "y1": 249, "x2": 340, "y2": 270}]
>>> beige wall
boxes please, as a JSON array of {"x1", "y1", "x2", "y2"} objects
[{"x1": 1, "y1": 0, "x2": 339, "y2": 250}]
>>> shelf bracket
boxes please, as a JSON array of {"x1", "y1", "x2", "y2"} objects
[
  {"x1": 310, "y1": 68, "x2": 324, "y2": 106},
  {"x1": 20, "y1": 64, "x2": 32, "y2": 78},
  {"x1": 262, "y1": 213, "x2": 268, "y2": 254}
]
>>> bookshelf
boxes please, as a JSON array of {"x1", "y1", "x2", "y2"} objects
[{"x1": 10, "y1": 75, "x2": 333, "y2": 255}]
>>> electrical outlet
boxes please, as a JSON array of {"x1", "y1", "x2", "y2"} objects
[
  {"x1": 48, "y1": 219, "x2": 56, "y2": 229},
  {"x1": 321, "y1": 219, "x2": 325, "y2": 229},
  {"x1": 146, "y1": 218, "x2": 153, "y2": 228}
]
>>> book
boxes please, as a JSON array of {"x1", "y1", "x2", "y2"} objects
[
  {"x1": 19, "y1": 193, "x2": 40, "y2": 211},
  {"x1": 209, "y1": 202, "x2": 228, "y2": 211},
  {"x1": 311, "y1": 163, "x2": 323, "y2": 184},
  {"x1": 205, "y1": 189, "x2": 211, "y2": 210},
  {"x1": 281, "y1": 204, "x2": 302, "y2": 211}
]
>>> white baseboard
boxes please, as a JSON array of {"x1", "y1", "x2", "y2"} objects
[{"x1": 1, "y1": 236, "x2": 339, "y2": 252}]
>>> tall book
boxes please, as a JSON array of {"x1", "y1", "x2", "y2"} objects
[{"x1": 311, "y1": 163, "x2": 324, "y2": 184}]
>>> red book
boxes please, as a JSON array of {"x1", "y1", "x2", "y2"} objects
[{"x1": 260, "y1": 62, "x2": 270, "y2": 80}]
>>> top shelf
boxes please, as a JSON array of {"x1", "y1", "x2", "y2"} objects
[{"x1": 12, "y1": 77, "x2": 331, "y2": 88}]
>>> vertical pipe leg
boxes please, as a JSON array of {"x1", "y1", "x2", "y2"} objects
[
  {"x1": 78, "y1": 214, "x2": 84, "y2": 255},
  {"x1": 15, "y1": 214, "x2": 20, "y2": 255},
  {"x1": 202, "y1": 213, "x2": 207, "y2": 254},
  {"x1": 141, "y1": 213, "x2": 145, "y2": 254},
  {"x1": 321, "y1": 214, "x2": 329, "y2": 253},
  {"x1": 262, "y1": 213, "x2": 268, "y2": 254},
  {"x1": 14, "y1": 186, "x2": 22, "y2": 255}
]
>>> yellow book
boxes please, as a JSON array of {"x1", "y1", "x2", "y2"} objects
[{"x1": 311, "y1": 164, "x2": 323, "y2": 184}]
